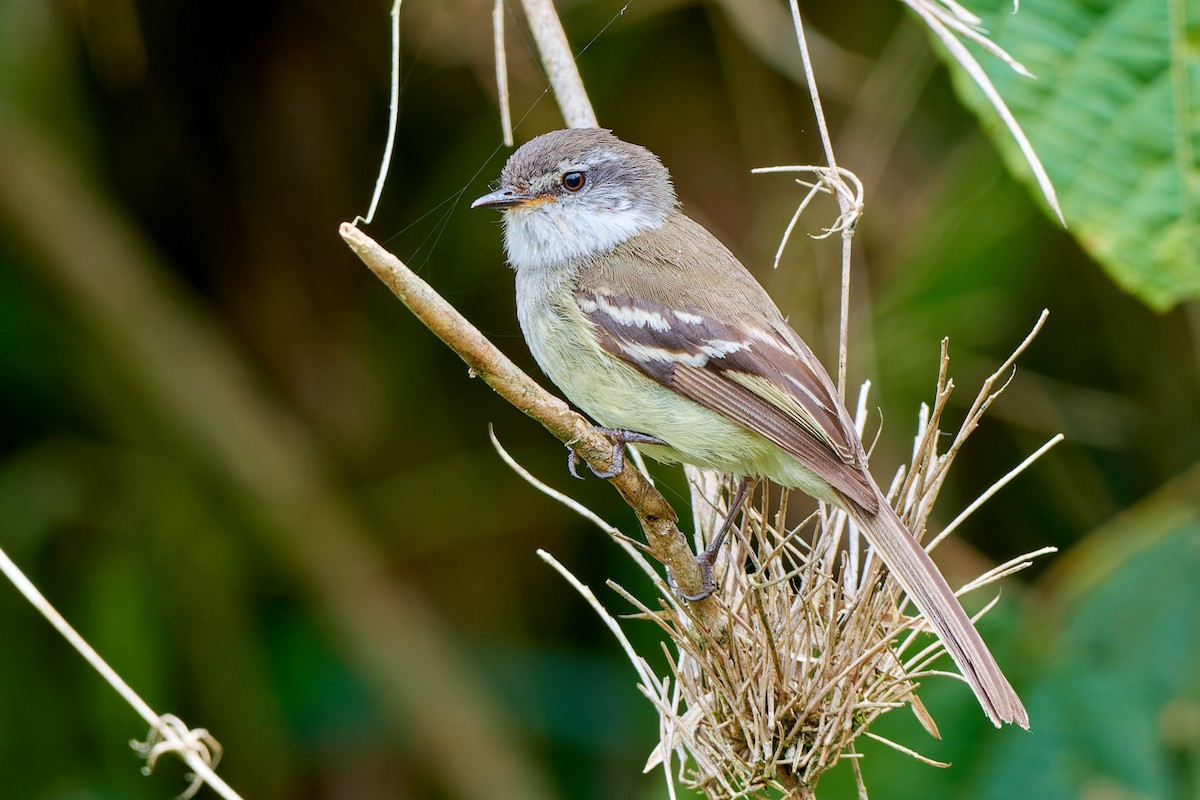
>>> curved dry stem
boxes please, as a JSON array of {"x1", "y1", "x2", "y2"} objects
[{"x1": 363, "y1": 0, "x2": 402, "y2": 224}]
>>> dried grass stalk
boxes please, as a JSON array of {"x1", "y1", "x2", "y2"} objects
[{"x1": 518, "y1": 320, "x2": 1058, "y2": 798}]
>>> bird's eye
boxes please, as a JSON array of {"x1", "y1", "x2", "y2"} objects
[{"x1": 561, "y1": 171, "x2": 586, "y2": 192}]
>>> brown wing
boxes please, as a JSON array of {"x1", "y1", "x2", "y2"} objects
[{"x1": 577, "y1": 288, "x2": 877, "y2": 511}]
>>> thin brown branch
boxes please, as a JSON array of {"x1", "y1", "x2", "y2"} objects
[{"x1": 339, "y1": 224, "x2": 722, "y2": 629}]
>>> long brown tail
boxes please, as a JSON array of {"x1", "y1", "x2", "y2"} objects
[{"x1": 849, "y1": 493, "x2": 1028, "y2": 728}]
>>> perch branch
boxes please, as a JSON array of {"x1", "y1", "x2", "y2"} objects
[{"x1": 339, "y1": 224, "x2": 721, "y2": 629}]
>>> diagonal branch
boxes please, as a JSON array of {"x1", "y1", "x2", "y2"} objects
[
  {"x1": 354, "y1": 0, "x2": 721, "y2": 618},
  {"x1": 339, "y1": 224, "x2": 722, "y2": 629}
]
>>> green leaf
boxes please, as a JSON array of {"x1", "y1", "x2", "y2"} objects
[
  {"x1": 968, "y1": 470, "x2": 1200, "y2": 799},
  {"x1": 937, "y1": 0, "x2": 1200, "y2": 309}
]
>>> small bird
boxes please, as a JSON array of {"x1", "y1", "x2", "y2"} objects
[{"x1": 472, "y1": 128, "x2": 1027, "y2": 728}]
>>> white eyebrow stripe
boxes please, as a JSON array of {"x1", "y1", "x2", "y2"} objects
[{"x1": 558, "y1": 150, "x2": 620, "y2": 172}]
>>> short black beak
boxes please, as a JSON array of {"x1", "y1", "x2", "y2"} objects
[{"x1": 471, "y1": 187, "x2": 536, "y2": 209}]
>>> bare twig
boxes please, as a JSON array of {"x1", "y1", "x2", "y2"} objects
[
  {"x1": 339, "y1": 224, "x2": 721, "y2": 628},
  {"x1": 750, "y1": 166, "x2": 865, "y2": 255},
  {"x1": 930, "y1": 433, "x2": 1064, "y2": 549},
  {"x1": 787, "y1": 0, "x2": 858, "y2": 397},
  {"x1": 539, "y1": 550, "x2": 667, "y2": 709},
  {"x1": 0, "y1": 545, "x2": 241, "y2": 800},
  {"x1": 489, "y1": 428, "x2": 667, "y2": 587}
]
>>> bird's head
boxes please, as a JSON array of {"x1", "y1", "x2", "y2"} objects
[{"x1": 472, "y1": 128, "x2": 677, "y2": 272}]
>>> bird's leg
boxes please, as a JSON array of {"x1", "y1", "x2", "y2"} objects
[
  {"x1": 567, "y1": 427, "x2": 667, "y2": 479},
  {"x1": 678, "y1": 476, "x2": 754, "y2": 602}
]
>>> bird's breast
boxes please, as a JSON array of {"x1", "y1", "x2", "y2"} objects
[{"x1": 513, "y1": 265, "x2": 822, "y2": 489}]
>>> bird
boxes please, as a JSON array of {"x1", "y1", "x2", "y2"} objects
[{"x1": 471, "y1": 127, "x2": 1028, "y2": 728}]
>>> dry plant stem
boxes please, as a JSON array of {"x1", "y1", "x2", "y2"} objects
[
  {"x1": 493, "y1": 0, "x2": 515, "y2": 146},
  {"x1": 489, "y1": 428, "x2": 668, "y2": 589},
  {"x1": 924, "y1": 310, "x2": 1049, "y2": 501},
  {"x1": 364, "y1": 0, "x2": 402, "y2": 224},
  {"x1": 520, "y1": 0, "x2": 598, "y2": 128},
  {"x1": 932, "y1": 433, "x2": 1064, "y2": 549},
  {"x1": 788, "y1": 0, "x2": 855, "y2": 397},
  {"x1": 631, "y1": 332, "x2": 1053, "y2": 797},
  {"x1": 915, "y1": 0, "x2": 1032, "y2": 76},
  {"x1": 0, "y1": 546, "x2": 241, "y2": 800},
  {"x1": 339, "y1": 224, "x2": 720, "y2": 625}
]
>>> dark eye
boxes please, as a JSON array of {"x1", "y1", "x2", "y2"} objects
[{"x1": 561, "y1": 171, "x2": 586, "y2": 191}]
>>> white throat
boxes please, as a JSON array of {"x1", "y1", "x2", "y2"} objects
[{"x1": 502, "y1": 201, "x2": 666, "y2": 273}]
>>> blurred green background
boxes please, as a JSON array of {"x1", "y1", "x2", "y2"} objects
[{"x1": 0, "y1": 0, "x2": 1196, "y2": 798}]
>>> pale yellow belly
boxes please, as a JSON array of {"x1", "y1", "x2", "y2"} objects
[{"x1": 517, "y1": 289, "x2": 836, "y2": 502}]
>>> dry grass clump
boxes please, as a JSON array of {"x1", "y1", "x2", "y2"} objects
[
  {"x1": 641, "y1": 472, "x2": 933, "y2": 797},
  {"x1": 526, "y1": 324, "x2": 1058, "y2": 799}
]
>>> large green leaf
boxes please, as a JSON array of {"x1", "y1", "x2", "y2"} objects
[
  {"x1": 938, "y1": 0, "x2": 1200, "y2": 309},
  {"x1": 967, "y1": 469, "x2": 1200, "y2": 800}
]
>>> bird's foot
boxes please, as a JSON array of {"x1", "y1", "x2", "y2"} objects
[
  {"x1": 674, "y1": 477, "x2": 754, "y2": 602},
  {"x1": 566, "y1": 427, "x2": 666, "y2": 479}
]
